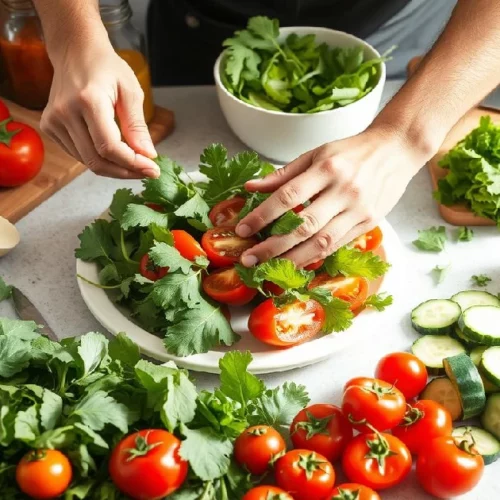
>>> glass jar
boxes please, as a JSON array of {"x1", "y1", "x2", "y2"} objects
[
  {"x1": 0, "y1": 0, "x2": 53, "y2": 109},
  {"x1": 100, "y1": 0, "x2": 155, "y2": 123}
]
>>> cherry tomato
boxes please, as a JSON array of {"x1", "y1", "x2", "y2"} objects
[
  {"x1": 329, "y1": 483, "x2": 381, "y2": 500},
  {"x1": 263, "y1": 281, "x2": 285, "y2": 296},
  {"x1": 0, "y1": 119, "x2": 44, "y2": 187},
  {"x1": 243, "y1": 485, "x2": 293, "y2": 500},
  {"x1": 209, "y1": 197, "x2": 246, "y2": 226},
  {"x1": 290, "y1": 404, "x2": 353, "y2": 462},
  {"x1": 417, "y1": 435, "x2": 484, "y2": 498},
  {"x1": 392, "y1": 400, "x2": 452, "y2": 455},
  {"x1": 234, "y1": 425, "x2": 286, "y2": 475},
  {"x1": 275, "y1": 449, "x2": 335, "y2": 500},
  {"x1": 16, "y1": 449, "x2": 72, "y2": 500},
  {"x1": 292, "y1": 204, "x2": 305, "y2": 213},
  {"x1": 342, "y1": 432, "x2": 412, "y2": 490},
  {"x1": 0, "y1": 100, "x2": 10, "y2": 121},
  {"x1": 375, "y1": 352, "x2": 428, "y2": 400},
  {"x1": 202, "y1": 267, "x2": 257, "y2": 306},
  {"x1": 145, "y1": 203, "x2": 165, "y2": 212},
  {"x1": 202, "y1": 226, "x2": 258, "y2": 267},
  {"x1": 351, "y1": 227, "x2": 383, "y2": 252},
  {"x1": 304, "y1": 259, "x2": 324, "y2": 271},
  {"x1": 248, "y1": 298, "x2": 325, "y2": 347},
  {"x1": 109, "y1": 429, "x2": 187, "y2": 499},
  {"x1": 139, "y1": 253, "x2": 168, "y2": 281},
  {"x1": 171, "y1": 229, "x2": 206, "y2": 261},
  {"x1": 342, "y1": 377, "x2": 406, "y2": 433},
  {"x1": 308, "y1": 274, "x2": 369, "y2": 311}
]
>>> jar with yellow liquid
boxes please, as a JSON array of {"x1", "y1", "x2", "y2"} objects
[{"x1": 100, "y1": 0, "x2": 155, "y2": 123}]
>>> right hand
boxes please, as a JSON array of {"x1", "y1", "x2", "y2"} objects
[{"x1": 41, "y1": 39, "x2": 160, "y2": 179}]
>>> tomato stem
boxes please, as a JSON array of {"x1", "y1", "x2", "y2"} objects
[
  {"x1": 25, "y1": 449, "x2": 47, "y2": 462},
  {"x1": 401, "y1": 404, "x2": 425, "y2": 426},
  {"x1": 332, "y1": 488, "x2": 361, "y2": 500},
  {"x1": 362, "y1": 380, "x2": 396, "y2": 400},
  {"x1": 296, "y1": 452, "x2": 328, "y2": 480},
  {"x1": 0, "y1": 118, "x2": 21, "y2": 147},
  {"x1": 293, "y1": 411, "x2": 332, "y2": 439},
  {"x1": 455, "y1": 429, "x2": 479, "y2": 456},
  {"x1": 124, "y1": 432, "x2": 162, "y2": 461},
  {"x1": 362, "y1": 425, "x2": 398, "y2": 475}
]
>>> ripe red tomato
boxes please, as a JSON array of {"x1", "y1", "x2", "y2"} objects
[
  {"x1": 263, "y1": 281, "x2": 285, "y2": 296},
  {"x1": 0, "y1": 100, "x2": 10, "y2": 120},
  {"x1": 16, "y1": 449, "x2": 72, "y2": 500},
  {"x1": 248, "y1": 298, "x2": 325, "y2": 347},
  {"x1": 290, "y1": 404, "x2": 353, "y2": 462},
  {"x1": 203, "y1": 267, "x2": 257, "y2": 306},
  {"x1": 308, "y1": 274, "x2": 369, "y2": 311},
  {"x1": 292, "y1": 204, "x2": 305, "y2": 213},
  {"x1": 209, "y1": 197, "x2": 246, "y2": 226},
  {"x1": 275, "y1": 449, "x2": 335, "y2": 500},
  {"x1": 171, "y1": 229, "x2": 206, "y2": 261},
  {"x1": 234, "y1": 425, "x2": 286, "y2": 475},
  {"x1": 341, "y1": 377, "x2": 406, "y2": 433},
  {"x1": 329, "y1": 483, "x2": 381, "y2": 500},
  {"x1": 351, "y1": 227, "x2": 383, "y2": 252},
  {"x1": 0, "y1": 120, "x2": 44, "y2": 187},
  {"x1": 342, "y1": 432, "x2": 412, "y2": 490},
  {"x1": 375, "y1": 352, "x2": 428, "y2": 400},
  {"x1": 392, "y1": 400, "x2": 452, "y2": 455},
  {"x1": 109, "y1": 429, "x2": 187, "y2": 499},
  {"x1": 417, "y1": 435, "x2": 484, "y2": 498},
  {"x1": 139, "y1": 253, "x2": 168, "y2": 281},
  {"x1": 202, "y1": 226, "x2": 258, "y2": 267},
  {"x1": 242, "y1": 485, "x2": 293, "y2": 500},
  {"x1": 304, "y1": 259, "x2": 324, "y2": 271}
]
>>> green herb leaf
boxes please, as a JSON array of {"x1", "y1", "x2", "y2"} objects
[
  {"x1": 14, "y1": 404, "x2": 40, "y2": 442},
  {"x1": 108, "y1": 332, "x2": 141, "y2": 367},
  {"x1": 40, "y1": 389, "x2": 63, "y2": 431},
  {"x1": 0, "y1": 277, "x2": 12, "y2": 302},
  {"x1": 174, "y1": 193, "x2": 212, "y2": 230},
  {"x1": 0, "y1": 336, "x2": 31, "y2": 378},
  {"x1": 76, "y1": 332, "x2": 108, "y2": 379},
  {"x1": 75, "y1": 219, "x2": 114, "y2": 262},
  {"x1": 151, "y1": 271, "x2": 203, "y2": 310},
  {"x1": 457, "y1": 226, "x2": 474, "y2": 242},
  {"x1": 472, "y1": 274, "x2": 492, "y2": 287},
  {"x1": 270, "y1": 211, "x2": 304, "y2": 236},
  {"x1": 324, "y1": 247, "x2": 390, "y2": 279},
  {"x1": 247, "y1": 258, "x2": 314, "y2": 290},
  {"x1": 149, "y1": 241, "x2": 194, "y2": 274},
  {"x1": 121, "y1": 204, "x2": 172, "y2": 231},
  {"x1": 364, "y1": 293, "x2": 394, "y2": 311},
  {"x1": 308, "y1": 289, "x2": 354, "y2": 332},
  {"x1": 109, "y1": 188, "x2": 141, "y2": 223},
  {"x1": 432, "y1": 264, "x2": 450, "y2": 284},
  {"x1": 0, "y1": 318, "x2": 40, "y2": 340},
  {"x1": 413, "y1": 226, "x2": 447, "y2": 252}
]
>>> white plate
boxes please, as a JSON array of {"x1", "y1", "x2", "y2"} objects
[{"x1": 76, "y1": 177, "x2": 404, "y2": 374}]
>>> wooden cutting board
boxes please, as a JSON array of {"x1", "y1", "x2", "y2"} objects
[
  {"x1": 408, "y1": 57, "x2": 500, "y2": 226},
  {"x1": 0, "y1": 101, "x2": 175, "y2": 223}
]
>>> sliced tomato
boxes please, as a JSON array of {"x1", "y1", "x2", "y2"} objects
[
  {"x1": 263, "y1": 281, "x2": 285, "y2": 296},
  {"x1": 202, "y1": 226, "x2": 258, "y2": 267},
  {"x1": 145, "y1": 202, "x2": 165, "y2": 212},
  {"x1": 352, "y1": 227, "x2": 383, "y2": 252},
  {"x1": 171, "y1": 229, "x2": 206, "y2": 261},
  {"x1": 304, "y1": 259, "x2": 324, "y2": 271},
  {"x1": 209, "y1": 197, "x2": 246, "y2": 226},
  {"x1": 203, "y1": 267, "x2": 257, "y2": 306},
  {"x1": 248, "y1": 298, "x2": 325, "y2": 347},
  {"x1": 308, "y1": 274, "x2": 369, "y2": 311},
  {"x1": 139, "y1": 253, "x2": 168, "y2": 281}
]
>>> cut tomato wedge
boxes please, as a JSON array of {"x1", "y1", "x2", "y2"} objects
[
  {"x1": 248, "y1": 298, "x2": 325, "y2": 347},
  {"x1": 139, "y1": 254, "x2": 168, "y2": 281},
  {"x1": 351, "y1": 226, "x2": 383, "y2": 252},
  {"x1": 263, "y1": 281, "x2": 285, "y2": 296},
  {"x1": 308, "y1": 274, "x2": 369, "y2": 311},
  {"x1": 304, "y1": 259, "x2": 324, "y2": 271},
  {"x1": 209, "y1": 197, "x2": 246, "y2": 226},
  {"x1": 201, "y1": 226, "x2": 258, "y2": 267},
  {"x1": 203, "y1": 267, "x2": 258, "y2": 306},
  {"x1": 171, "y1": 230, "x2": 206, "y2": 261}
]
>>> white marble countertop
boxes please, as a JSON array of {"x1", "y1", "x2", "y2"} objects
[{"x1": 1, "y1": 82, "x2": 500, "y2": 499}]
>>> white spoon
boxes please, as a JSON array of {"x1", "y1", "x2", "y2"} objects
[{"x1": 0, "y1": 216, "x2": 20, "y2": 257}]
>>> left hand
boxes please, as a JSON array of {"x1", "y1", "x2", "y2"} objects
[{"x1": 235, "y1": 124, "x2": 430, "y2": 268}]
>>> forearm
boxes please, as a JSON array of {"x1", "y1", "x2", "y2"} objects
[{"x1": 377, "y1": 0, "x2": 500, "y2": 159}]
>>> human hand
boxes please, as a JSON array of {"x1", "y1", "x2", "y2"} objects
[
  {"x1": 41, "y1": 38, "x2": 159, "y2": 179},
  {"x1": 236, "y1": 125, "x2": 431, "y2": 267}
]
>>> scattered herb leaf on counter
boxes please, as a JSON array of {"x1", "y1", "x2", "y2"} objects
[
  {"x1": 457, "y1": 226, "x2": 474, "y2": 242},
  {"x1": 221, "y1": 16, "x2": 392, "y2": 114},
  {"x1": 413, "y1": 226, "x2": 447, "y2": 252},
  {"x1": 0, "y1": 277, "x2": 12, "y2": 302},
  {"x1": 364, "y1": 293, "x2": 394, "y2": 311},
  {"x1": 472, "y1": 274, "x2": 492, "y2": 287},
  {"x1": 432, "y1": 264, "x2": 450, "y2": 285}
]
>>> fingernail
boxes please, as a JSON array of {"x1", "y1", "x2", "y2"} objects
[
  {"x1": 236, "y1": 224, "x2": 252, "y2": 237},
  {"x1": 141, "y1": 140, "x2": 157, "y2": 158},
  {"x1": 141, "y1": 168, "x2": 160, "y2": 178},
  {"x1": 241, "y1": 254, "x2": 258, "y2": 267}
]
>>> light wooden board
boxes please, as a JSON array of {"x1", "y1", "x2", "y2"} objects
[{"x1": 0, "y1": 102, "x2": 175, "y2": 223}]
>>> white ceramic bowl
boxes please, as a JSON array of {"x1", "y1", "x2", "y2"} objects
[{"x1": 214, "y1": 27, "x2": 386, "y2": 164}]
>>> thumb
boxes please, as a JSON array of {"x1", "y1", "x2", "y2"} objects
[{"x1": 116, "y1": 83, "x2": 157, "y2": 159}]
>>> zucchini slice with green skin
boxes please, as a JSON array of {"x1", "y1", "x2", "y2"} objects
[
  {"x1": 443, "y1": 353, "x2": 486, "y2": 420},
  {"x1": 452, "y1": 426, "x2": 500, "y2": 465},
  {"x1": 452, "y1": 326, "x2": 480, "y2": 350},
  {"x1": 411, "y1": 299, "x2": 461, "y2": 335},
  {"x1": 482, "y1": 394, "x2": 500, "y2": 441},
  {"x1": 411, "y1": 335, "x2": 466, "y2": 373},
  {"x1": 470, "y1": 347, "x2": 499, "y2": 393},
  {"x1": 470, "y1": 346, "x2": 488, "y2": 366},
  {"x1": 451, "y1": 290, "x2": 500, "y2": 311},
  {"x1": 481, "y1": 347, "x2": 500, "y2": 387},
  {"x1": 459, "y1": 305, "x2": 500, "y2": 346},
  {"x1": 420, "y1": 377, "x2": 462, "y2": 421}
]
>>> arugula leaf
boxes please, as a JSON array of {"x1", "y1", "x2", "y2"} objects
[
  {"x1": 121, "y1": 204, "x2": 172, "y2": 231},
  {"x1": 14, "y1": 404, "x2": 39, "y2": 441},
  {"x1": 75, "y1": 219, "x2": 114, "y2": 262},
  {"x1": 413, "y1": 226, "x2": 447, "y2": 252},
  {"x1": 472, "y1": 274, "x2": 492, "y2": 287},
  {"x1": 324, "y1": 247, "x2": 390, "y2": 280},
  {"x1": 270, "y1": 211, "x2": 304, "y2": 236},
  {"x1": 364, "y1": 293, "x2": 394, "y2": 311},
  {"x1": 457, "y1": 226, "x2": 474, "y2": 242},
  {"x1": 432, "y1": 264, "x2": 450, "y2": 284},
  {"x1": 40, "y1": 389, "x2": 63, "y2": 431},
  {"x1": 0, "y1": 318, "x2": 40, "y2": 340},
  {"x1": 149, "y1": 241, "x2": 193, "y2": 274},
  {"x1": 108, "y1": 332, "x2": 141, "y2": 368},
  {"x1": 0, "y1": 277, "x2": 11, "y2": 302},
  {"x1": 76, "y1": 332, "x2": 108, "y2": 379},
  {"x1": 0, "y1": 336, "x2": 31, "y2": 378}
]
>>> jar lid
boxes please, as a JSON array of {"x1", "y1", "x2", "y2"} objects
[{"x1": 99, "y1": 0, "x2": 132, "y2": 26}]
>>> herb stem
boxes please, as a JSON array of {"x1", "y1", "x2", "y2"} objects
[
  {"x1": 76, "y1": 274, "x2": 122, "y2": 290},
  {"x1": 120, "y1": 230, "x2": 138, "y2": 264}
]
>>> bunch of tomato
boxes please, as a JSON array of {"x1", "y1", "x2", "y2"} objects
[
  {"x1": 0, "y1": 99, "x2": 44, "y2": 188},
  {"x1": 141, "y1": 198, "x2": 383, "y2": 348}
]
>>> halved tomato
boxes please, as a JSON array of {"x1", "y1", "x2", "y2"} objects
[
  {"x1": 209, "y1": 197, "x2": 246, "y2": 226},
  {"x1": 308, "y1": 274, "x2": 369, "y2": 311},
  {"x1": 351, "y1": 227, "x2": 383, "y2": 252},
  {"x1": 139, "y1": 254, "x2": 168, "y2": 281},
  {"x1": 304, "y1": 260, "x2": 324, "y2": 271},
  {"x1": 248, "y1": 298, "x2": 325, "y2": 347},
  {"x1": 203, "y1": 267, "x2": 258, "y2": 306},
  {"x1": 171, "y1": 230, "x2": 207, "y2": 261},
  {"x1": 201, "y1": 226, "x2": 258, "y2": 267}
]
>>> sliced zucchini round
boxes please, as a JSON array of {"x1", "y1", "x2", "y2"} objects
[
  {"x1": 452, "y1": 326, "x2": 480, "y2": 350},
  {"x1": 459, "y1": 305, "x2": 500, "y2": 346},
  {"x1": 482, "y1": 394, "x2": 500, "y2": 441},
  {"x1": 443, "y1": 353, "x2": 486, "y2": 420},
  {"x1": 452, "y1": 426, "x2": 500, "y2": 465},
  {"x1": 481, "y1": 346, "x2": 500, "y2": 388},
  {"x1": 412, "y1": 335, "x2": 466, "y2": 373},
  {"x1": 411, "y1": 299, "x2": 461, "y2": 335},
  {"x1": 451, "y1": 290, "x2": 500, "y2": 311},
  {"x1": 470, "y1": 346, "x2": 488, "y2": 366},
  {"x1": 420, "y1": 377, "x2": 462, "y2": 421}
]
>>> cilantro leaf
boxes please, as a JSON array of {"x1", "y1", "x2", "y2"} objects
[
  {"x1": 472, "y1": 274, "x2": 492, "y2": 287},
  {"x1": 174, "y1": 193, "x2": 212, "y2": 231},
  {"x1": 238, "y1": 193, "x2": 269, "y2": 220},
  {"x1": 121, "y1": 204, "x2": 172, "y2": 231},
  {"x1": 0, "y1": 336, "x2": 31, "y2": 378},
  {"x1": 108, "y1": 332, "x2": 141, "y2": 367},
  {"x1": 149, "y1": 241, "x2": 193, "y2": 274},
  {"x1": 76, "y1": 332, "x2": 108, "y2": 379},
  {"x1": 270, "y1": 211, "x2": 304, "y2": 236},
  {"x1": 246, "y1": 258, "x2": 313, "y2": 290},
  {"x1": 308, "y1": 289, "x2": 354, "y2": 332},
  {"x1": 457, "y1": 226, "x2": 474, "y2": 242},
  {"x1": 247, "y1": 16, "x2": 279, "y2": 42},
  {"x1": 432, "y1": 264, "x2": 450, "y2": 284},
  {"x1": 0, "y1": 277, "x2": 12, "y2": 302},
  {"x1": 364, "y1": 293, "x2": 394, "y2": 311},
  {"x1": 413, "y1": 226, "x2": 447, "y2": 252},
  {"x1": 109, "y1": 188, "x2": 141, "y2": 223},
  {"x1": 151, "y1": 271, "x2": 203, "y2": 310},
  {"x1": 0, "y1": 318, "x2": 40, "y2": 340},
  {"x1": 224, "y1": 45, "x2": 261, "y2": 87},
  {"x1": 75, "y1": 219, "x2": 114, "y2": 262},
  {"x1": 324, "y1": 247, "x2": 390, "y2": 280}
]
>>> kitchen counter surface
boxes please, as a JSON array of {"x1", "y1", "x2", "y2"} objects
[{"x1": 1, "y1": 81, "x2": 500, "y2": 499}]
